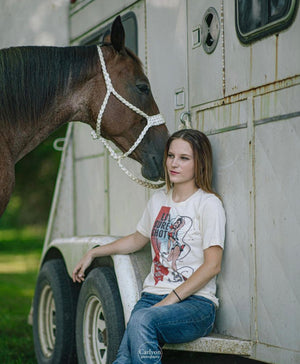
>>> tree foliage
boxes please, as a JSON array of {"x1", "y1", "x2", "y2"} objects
[{"x1": 0, "y1": 125, "x2": 67, "y2": 228}]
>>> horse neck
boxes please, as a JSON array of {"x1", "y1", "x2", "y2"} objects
[
  {"x1": 13, "y1": 103, "x2": 75, "y2": 162},
  {"x1": 1, "y1": 45, "x2": 100, "y2": 163}
]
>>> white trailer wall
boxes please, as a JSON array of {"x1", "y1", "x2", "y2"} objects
[{"x1": 0, "y1": 0, "x2": 69, "y2": 48}]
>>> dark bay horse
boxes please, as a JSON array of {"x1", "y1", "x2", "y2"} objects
[{"x1": 0, "y1": 16, "x2": 168, "y2": 218}]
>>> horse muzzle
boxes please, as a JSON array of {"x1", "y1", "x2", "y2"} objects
[{"x1": 141, "y1": 152, "x2": 164, "y2": 181}]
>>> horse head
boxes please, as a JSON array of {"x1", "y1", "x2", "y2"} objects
[{"x1": 86, "y1": 16, "x2": 169, "y2": 182}]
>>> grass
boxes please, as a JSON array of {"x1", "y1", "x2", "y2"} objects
[{"x1": 0, "y1": 226, "x2": 44, "y2": 364}]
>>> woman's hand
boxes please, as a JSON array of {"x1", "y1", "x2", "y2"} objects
[
  {"x1": 154, "y1": 246, "x2": 223, "y2": 306},
  {"x1": 153, "y1": 291, "x2": 180, "y2": 307},
  {"x1": 72, "y1": 250, "x2": 94, "y2": 283}
]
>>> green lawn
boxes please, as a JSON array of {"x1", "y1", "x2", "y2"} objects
[{"x1": 0, "y1": 227, "x2": 44, "y2": 364}]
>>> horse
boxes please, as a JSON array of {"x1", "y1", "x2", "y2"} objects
[{"x1": 0, "y1": 16, "x2": 169, "y2": 218}]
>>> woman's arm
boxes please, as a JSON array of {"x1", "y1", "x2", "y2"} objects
[
  {"x1": 72, "y1": 231, "x2": 149, "y2": 283},
  {"x1": 154, "y1": 245, "x2": 223, "y2": 306}
]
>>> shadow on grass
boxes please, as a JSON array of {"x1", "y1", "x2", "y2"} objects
[
  {"x1": 0, "y1": 272, "x2": 38, "y2": 363},
  {"x1": 0, "y1": 226, "x2": 45, "y2": 253},
  {"x1": 0, "y1": 227, "x2": 44, "y2": 363},
  {"x1": 162, "y1": 350, "x2": 261, "y2": 364}
]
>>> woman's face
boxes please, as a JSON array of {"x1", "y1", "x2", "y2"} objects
[{"x1": 166, "y1": 138, "x2": 195, "y2": 187}]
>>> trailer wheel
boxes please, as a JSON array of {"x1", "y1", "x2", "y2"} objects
[
  {"x1": 76, "y1": 266, "x2": 125, "y2": 364},
  {"x1": 33, "y1": 259, "x2": 78, "y2": 364}
]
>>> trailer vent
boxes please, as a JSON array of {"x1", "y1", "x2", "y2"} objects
[{"x1": 202, "y1": 7, "x2": 220, "y2": 54}]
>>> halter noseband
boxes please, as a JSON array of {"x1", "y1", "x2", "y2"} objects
[{"x1": 91, "y1": 45, "x2": 165, "y2": 189}]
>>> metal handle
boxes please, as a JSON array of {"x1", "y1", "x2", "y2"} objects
[
  {"x1": 53, "y1": 138, "x2": 65, "y2": 151},
  {"x1": 179, "y1": 111, "x2": 192, "y2": 129}
]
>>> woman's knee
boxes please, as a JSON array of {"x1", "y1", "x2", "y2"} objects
[{"x1": 127, "y1": 308, "x2": 157, "y2": 335}]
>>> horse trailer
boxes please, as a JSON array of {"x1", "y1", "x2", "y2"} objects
[{"x1": 31, "y1": 1, "x2": 300, "y2": 363}]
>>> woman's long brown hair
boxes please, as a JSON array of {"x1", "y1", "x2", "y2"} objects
[{"x1": 163, "y1": 129, "x2": 221, "y2": 199}]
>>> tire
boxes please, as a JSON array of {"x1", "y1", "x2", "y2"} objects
[
  {"x1": 76, "y1": 266, "x2": 125, "y2": 364},
  {"x1": 33, "y1": 259, "x2": 79, "y2": 364}
]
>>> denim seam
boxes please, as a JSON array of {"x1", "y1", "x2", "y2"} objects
[{"x1": 155, "y1": 311, "x2": 215, "y2": 328}]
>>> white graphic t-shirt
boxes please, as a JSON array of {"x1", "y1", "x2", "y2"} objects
[{"x1": 136, "y1": 188, "x2": 226, "y2": 307}]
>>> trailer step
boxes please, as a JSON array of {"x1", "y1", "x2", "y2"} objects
[{"x1": 164, "y1": 334, "x2": 253, "y2": 356}]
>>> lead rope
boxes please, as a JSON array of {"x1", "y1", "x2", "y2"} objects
[{"x1": 91, "y1": 46, "x2": 165, "y2": 189}]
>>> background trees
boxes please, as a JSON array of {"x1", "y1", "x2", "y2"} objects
[{"x1": 0, "y1": 125, "x2": 67, "y2": 228}]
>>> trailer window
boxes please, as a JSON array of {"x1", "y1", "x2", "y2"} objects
[
  {"x1": 235, "y1": 0, "x2": 298, "y2": 43},
  {"x1": 80, "y1": 12, "x2": 138, "y2": 55}
]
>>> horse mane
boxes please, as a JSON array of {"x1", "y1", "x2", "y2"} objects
[
  {"x1": 0, "y1": 44, "x2": 143, "y2": 128},
  {"x1": 0, "y1": 45, "x2": 98, "y2": 126}
]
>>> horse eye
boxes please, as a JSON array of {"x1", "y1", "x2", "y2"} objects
[{"x1": 136, "y1": 83, "x2": 150, "y2": 95}]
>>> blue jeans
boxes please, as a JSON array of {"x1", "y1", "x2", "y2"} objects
[{"x1": 113, "y1": 292, "x2": 216, "y2": 364}]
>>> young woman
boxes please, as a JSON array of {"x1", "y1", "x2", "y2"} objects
[{"x1": 72, "y1": 129, "x2": 226, "y2": 364}]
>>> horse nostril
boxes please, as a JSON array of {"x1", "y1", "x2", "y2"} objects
[
  {"x1": 152, "y1": 155, "x2": 158, "y2": 168},
  {"x1": 152, "y1": 155, "x2": 165, "y2": 179}
]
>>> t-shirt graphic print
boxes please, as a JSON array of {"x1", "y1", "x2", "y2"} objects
[{"x1": 151, "y1": 206, "x2": 193, "y2": 284}]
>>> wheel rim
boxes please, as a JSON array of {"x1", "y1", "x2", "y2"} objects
[
  {"x1": 83, "y1": 295, "x2": 107, "y2": 363},
  {"x1": 38, "y1": 284, "x2": 56, "y2": 357}
]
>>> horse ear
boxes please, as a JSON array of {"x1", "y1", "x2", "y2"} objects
[{"x1": 111, "y1": 15, "x2": 125, "y2": 53}]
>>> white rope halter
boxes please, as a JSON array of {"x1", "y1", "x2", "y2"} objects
[{"x1": 91, "y1": 46, "x2": 165, "y2": 189}]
